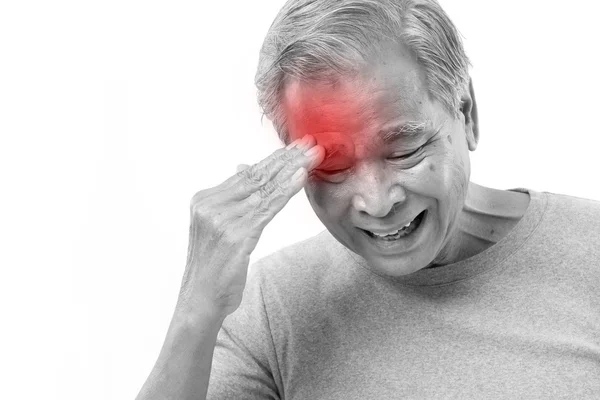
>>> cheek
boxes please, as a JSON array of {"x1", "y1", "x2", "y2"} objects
[
  {"x1": 415, "y1": 137, "x2": 467, "y2": 197},
  {"x1": 305, "y1": 182, "x2": 348, "y2": 218},
  {"x1": 430, "y1": 135, "x2": 469, "y2": 199},
  {"x1": 305, "y1": 183, "x2": 326, "y2": 210}
]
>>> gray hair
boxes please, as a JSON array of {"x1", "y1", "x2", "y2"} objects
[{"x1": 255, "y1": 0, "x2": 471, "y2": 144}]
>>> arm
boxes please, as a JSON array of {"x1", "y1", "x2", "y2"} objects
[
  {"x1": 135, "y1": 307, "x2": 225, "y2": 400},
  {"x1": 135, "y1": 135, "x2": 323, "y2": 400}
]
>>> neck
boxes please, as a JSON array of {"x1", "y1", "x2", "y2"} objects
[
  {"x1": 463, "y1": 182, "x2": 530, "y2": 220},
  {"x1": 427, "y1": 182, "x2": 530, "y2": 268}
]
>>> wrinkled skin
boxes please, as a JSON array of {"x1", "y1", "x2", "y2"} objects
[{"x1": 281, "y1": 43, "x2": 530, "y2": 278}]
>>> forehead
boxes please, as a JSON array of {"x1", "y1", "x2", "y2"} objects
[{"x1": 280, "y1": 49, "x2": 430, "y2": 148}]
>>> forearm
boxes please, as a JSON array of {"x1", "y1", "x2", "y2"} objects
[{"x1": 136, "y1": 308, "x2": 226, "y2": 400}]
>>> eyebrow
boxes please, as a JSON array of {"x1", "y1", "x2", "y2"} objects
[{"x1": 379, "y1": 120, "x2": 433, "y2": 143}]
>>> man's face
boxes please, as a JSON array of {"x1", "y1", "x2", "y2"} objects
[{"x1": 281, "y1": 47, "x2": 476, "y2": 277}]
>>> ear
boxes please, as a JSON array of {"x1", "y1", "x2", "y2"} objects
[{"x1": 460, "y1": 77, "x2": 479, "y2": 151}]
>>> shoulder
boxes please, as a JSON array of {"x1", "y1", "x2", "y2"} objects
[
  {"x1": 544, "y1": 190, "x2": 600, "y2": 222},
  {"x1": 539, "y1": 190, "x2": 600, "y2": 254}
]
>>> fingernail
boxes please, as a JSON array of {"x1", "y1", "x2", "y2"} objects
[
  {"x1": 305, "y1": 145, "x2": 320, "y2": 158},
  {"x1": 286, "y1": 138, "x2": 302, "y2": 150},
  {"x1": 291, "y1": 167, "x2": 306, "y2": 183},
  {"x1": 299, "y1": 135, "x2": 314, "y2": 150}
]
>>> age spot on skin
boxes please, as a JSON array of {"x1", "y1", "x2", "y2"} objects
[
  {"x1": 429, "y1": 163, "x2": 436, "y2": 172},
  {"x1": 447, "y1": 135, "x2": 452, "y2": 144}
]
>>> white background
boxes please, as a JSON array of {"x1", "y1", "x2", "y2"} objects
[{"x1": 1, "y1": 1, "x2": 599, "y2": 399}]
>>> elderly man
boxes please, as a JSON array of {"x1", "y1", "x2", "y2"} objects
[{"x1": 137, "y1": 0, "x2": 600, "y2": 399}]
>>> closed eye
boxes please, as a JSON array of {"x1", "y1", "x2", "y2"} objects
[
  {"x1": 314, "y1": 168, "x2": 348, "y2": 175},
  {"x1": 310, "y1": 167, "x2": 350, "y2": 183},
  {"x1": 389, "y1": 145, "x2": 424, "y2": 160}
]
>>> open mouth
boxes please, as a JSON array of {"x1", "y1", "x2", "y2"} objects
[{"x1": 362, "y1": 210, "x2": 427, "y2": 242}]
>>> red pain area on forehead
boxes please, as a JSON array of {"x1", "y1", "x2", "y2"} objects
[
  {"x1": 282, "y1": 79, "x2": 394, "y2": 173},
  {"x1": 310, "y1": 132, "x2": 356, "y2": 172}
]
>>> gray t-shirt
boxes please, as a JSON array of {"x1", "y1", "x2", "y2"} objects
[{"x1": 207, "y1": 188, "x2": 600, "y2": 399}]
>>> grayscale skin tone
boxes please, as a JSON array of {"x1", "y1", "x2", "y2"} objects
[
  {"x1": 181, "y1": 137, "x2": 325, "y2": 318},
  {"x1": 281, "y1": 42, "x2": 531, "y2": 279},
  {"x1": 136, "y1": 41, "x2": 530, "y2": 400},
  {"x1": 136, "y1": 137, "x2": 325, "y2": 400}
]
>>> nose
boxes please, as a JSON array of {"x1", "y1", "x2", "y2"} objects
[{"x1": 351, "y1": 165, "x2": 407, "y2": 218}]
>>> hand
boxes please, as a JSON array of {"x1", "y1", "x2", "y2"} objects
[{"x1": 178, "y1": 135, "x2": 324, "y2": 318}]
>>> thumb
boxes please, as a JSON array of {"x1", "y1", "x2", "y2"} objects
[{"x1": 236, "y1": 163, "x2": 250, "y2": 173}]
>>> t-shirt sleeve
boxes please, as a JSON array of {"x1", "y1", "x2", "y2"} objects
[{"x1": 206, "y1": 262, "x2": 282, "y2": 400}]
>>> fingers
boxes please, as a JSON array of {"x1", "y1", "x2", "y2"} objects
[
  {"x1": 188, "y1": 135, "x2": 325, "y2": 258},
  {"x1": 243, "y1": 166, "x2": 308, "y2": 232},
  {"x1": 222, "y1": 135, "x2": 324, "y2": 199},
  {"x1": 230, "y1": 165, "x2": 307, "y2": 237},
  {"x1": 253, "y1": 135, "x2": 315, "y2": 172},
  {"x1": 238, "y1": 141, "x2": 326, "y2": 230}
]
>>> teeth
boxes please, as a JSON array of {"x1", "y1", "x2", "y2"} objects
[
  {"x1": 371, "y1": 219, "x2": 414, "y2": 237},
  {"x1": 373, "y1": 229, "x2": 400, "y2": 237}
]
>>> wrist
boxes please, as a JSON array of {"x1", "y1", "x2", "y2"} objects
[{"x1": 173, "y1": 301, "x2": 227, "y2": 330}]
